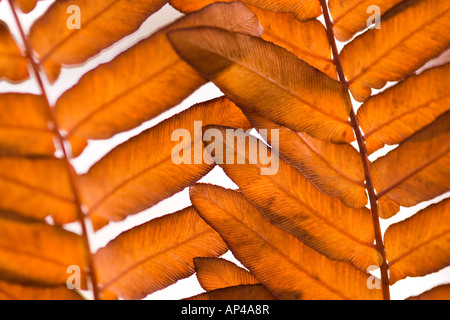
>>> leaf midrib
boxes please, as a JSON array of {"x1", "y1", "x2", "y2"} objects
[
  {"x1": 0, "y1": 173, "x2": 74, "y2": 204},
  {"x1": 100, "y1": 229, "x2": 212, "y2": 291},
  {"x1": 0, "y1": 242, "x2": 74, "y2": 271},
  {"x1": 295, "y1": 132, "x2": 365, "y2": 187},
  {"x1": 201, "y1": 193, "x2": 350, "y2": 300},
  {"x1": 262, "y1": 30, "x2": 334, "y2": 65},
  {"x1": 0, "y1": 52, "x2": 26, "y2": 59},
  {"x1": 377, "y1": 147, "x2": 450, "y2": 198},
  {"x1": 189, "y1": 36, "x2": 351, "y2": 126},
  {"x1": 86, "y1": 138, "x2": 211, "y2": 216},
  {"x1": 38, "y1": 0, "x2": 122, "y2": 64},
  {"x1": 388, "y1": 228, "x2": 450, "y2": 267},
  {"x1": 363, "y1": 93, "x2": 450, "y2": 139},
  {"x1": 331, "y1": 0, "x2": 367, "y2": 24},
  {"x1": 347, "y1": 7, "x2": 450, "y2": 85},
  {"x1": 228, "y1": 139, "x2": 374, "y2": 250}
]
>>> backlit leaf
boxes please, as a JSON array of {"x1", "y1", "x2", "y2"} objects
[
  {"x1": 194, "y1": 257, "x2": 260, "y2": 291},
  {"x1": 242, "y1": 110, "x2": 367, "y2": 208},
  {"x1": 201, "y1": 126, "x2": 380, "y2": 270},
  {"x1": 358, "y1": 63, "x2": 450, "y2": 154},
  {"x1": 55, "y1": 2, "x2": 263, "y2": 153},
  {"x1": 190, "y1": 184, "x2": 383, "y2": 300},
  {"x1": 406, "y1": 284, "x2": 450, "y2": 300},
  {"x1": 0, "y1": 93, "x2": 55, "y2": 157},
  {"x1": 0, "y1": 211, "x2": 87, "y2": 286},
  {"x1": 0, "y1": 156, "x2": 77, "y2": 225},
  {"x1": 170, "y1": 0, "x2": 322, "y2": 21},
  {"x1": 169, "y1": 27, "x2": 354, "y2": 143},
  {"x1": 372, "y1": 112, "x2": 450, "y2": 219},
  {"x1": 29, "y1": 0, "x2": 170, "y2": 82},
  {"x1": 385, "y1": 198, "x2": 450, "y2": 284},
  {"x1": 171, "y1": 2, "x2": 336, "y2": 78},
  {"x1": 186, "y1": 284, "x2": 278, "y2": 300},
  {"x1": 0, "y1": 21, "x2": 28, "y2": 82},
  {"x1": 421, "y1": 48, "x2": 450, "y2": 71},
  {"x1": 328, "y1": 0, "x2": 405, "y2": 41},
  {"x1": 247, "y1": 5, "x2": 337, "y2": 79},
  {"x1": 340, "y1": 0, "x2": 450, "y2": 101},
  {"x1": 80, "y1": 97, "x2": 251, "y2": 230},
  {"x1": 0, "y1": 0, "x2": 447, "y2": 302},
  {"x1": 13, "y1": 0, "x2": 41, "y2": 13},
  {"x1": 94, "y1": 207, "x2": 228, "y2": 300},
  {"x1": 0, "y1": 281, "x2": 84, "y2": 300}
]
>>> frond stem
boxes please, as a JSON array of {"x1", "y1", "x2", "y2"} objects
[
  {"x1": 319, "y1": 0, "x2": 390, "y2": 300},
  {"x1": 7, "y1": 0, "x2": 100, "y2": 300}
]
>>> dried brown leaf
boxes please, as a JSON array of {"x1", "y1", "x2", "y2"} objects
[
  {"x1": 201, "y1": 126, "x2": 380, "y2": 270},
  {"x1": 0, "y1": 281, "x2": 84, "y2": 300},
  {"x1": 13, "y1": 0, "x2": 41, "y2": 13},
  {"x1": 186, "y1": 284, "x2": 278, "y2": 300},
  {"x1": 190, "y1": 184, "x2": 383, "y2": 300},
  {"x1": 0, "y1": 212, "x2": 87, "y2": 286},
  {"x1": 55, "y1": 2, "x2": 263, "y2": 153},
  {"x1": 406, "y1": 284, "x2": 450, "y2": 300},
  {"x1": 340, "y1": 0, "x2": 450, "y2": 101},
  {"x1": 171, "y1": 2, "x2": 336, "y2": 78},
  {"x1": 94, "y1": 207, "x2": 228, "y2": 300},
  {"x1": 169, "y1": 27, "x2": 354, "y2": 143},
  {"x1": 170, "y1": 0, "x2": 322, "y2": 21},
  {"x1": 0, "y1": 93, "x2": 55, "y2": 157},
  {"x1": 80, "y1": 97, "x2": 251, "y2": 230},
  {"x1": 385, "y1": 198, "x2": 450, "y2": 284},
  {"x1": 194, "y1": 257, "x2": 260, "y2": 291},
  {"x1": 29, "y1": 0, "x2": 170, "y2": 82},
  {"x1": 358, "y1": 63, "x2": 450, "y2": 154},
  {"x1": 0, "y1": 21, "x2": 28, "y2": 82},
  {"x1": 372, "y1": 112, "x2": 450, "y2": 219}
]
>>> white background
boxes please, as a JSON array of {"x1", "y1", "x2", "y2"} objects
[{"x1": 0, "y1": 1, "x2": 448, "y2": 300}]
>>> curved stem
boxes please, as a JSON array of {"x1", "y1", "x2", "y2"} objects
[
  {"x1": 319, "y1": 0, "x2": 390, "y2": 300},
  {"x1": 8, "y1": 0, "x2": 100, "y2": 300}
]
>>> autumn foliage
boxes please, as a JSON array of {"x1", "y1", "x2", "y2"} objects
[{"x1": 0, "y1": 0, "x2": 449, "y2": 300}]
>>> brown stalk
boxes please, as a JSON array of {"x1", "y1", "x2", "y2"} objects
[
  {"x1": 7, "y1": 0, "x2": 100, "y2": 300},
  {"x1": 319, "y1": 0, "x2": 390, "y2": 300}
]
